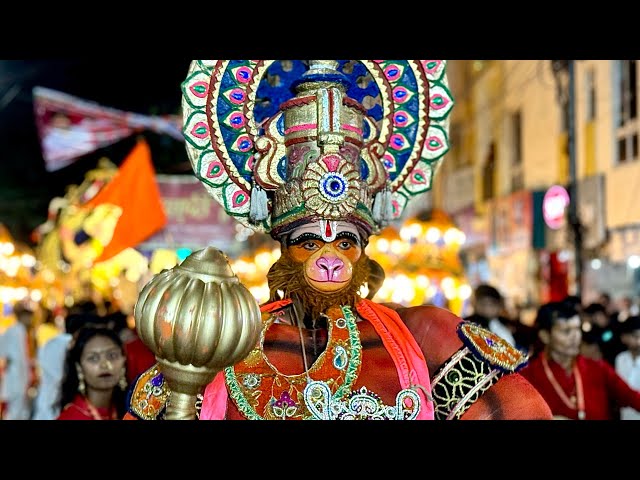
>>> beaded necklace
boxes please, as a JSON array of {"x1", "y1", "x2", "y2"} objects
[
  {"x1": 541, "y1": 353, "x2": 586, "y2": 420},
  {"x1": 225, "y1": 304, "x2": 362, "y2": 420}
]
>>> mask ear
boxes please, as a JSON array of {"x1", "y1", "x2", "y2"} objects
[{"x1": 538, "y1": 330, "x2": 550, "y2": 345}]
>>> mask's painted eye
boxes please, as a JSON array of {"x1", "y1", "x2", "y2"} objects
[
  {"x1": 302, "y1": 241, "x2": 321, "y2": 251},
  {"x1": 337, "y1": 240, "x2": 354, "y2": 250}
]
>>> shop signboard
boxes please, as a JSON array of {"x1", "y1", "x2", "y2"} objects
[
  {"x1": 489, "y1": 190, "x2": 533, "y2": 256},
  {"x1": 579, "y1": 174, "x2": 606, "y2": 250}
]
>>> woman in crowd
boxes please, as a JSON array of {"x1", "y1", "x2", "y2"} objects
[{"x1": 57, "y1": 326, "x2": 128, "y2": 420}]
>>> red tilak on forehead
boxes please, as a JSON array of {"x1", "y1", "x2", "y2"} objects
[{"x1": 325, "y1": 221, "x2": 332, "y2": 239}]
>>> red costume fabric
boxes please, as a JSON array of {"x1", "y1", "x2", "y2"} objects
[
  {"x1": 57, "y1": 394, "x2": 118, "y2": 420},
  {"x1": 520, "y1": 353, "x2": 640, "y2": 420}
]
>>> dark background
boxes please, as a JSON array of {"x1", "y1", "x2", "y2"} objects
[{"x1": 0, "y1": 59, "x2": 193, "y2": 245}]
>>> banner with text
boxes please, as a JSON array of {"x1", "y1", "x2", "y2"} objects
[{"x1": 141, "y1": 175, "x2": 240, "y2": 255}]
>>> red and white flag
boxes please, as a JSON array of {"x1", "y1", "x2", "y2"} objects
[{"x1": 33, "y1": 86, "x2": 183, "y2": 172}]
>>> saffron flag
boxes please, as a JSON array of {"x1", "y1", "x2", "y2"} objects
[
  {"x1": 33, "y1": 86, "x2": 183, "y2": 172},
  {"x1": 85, "y1": 139, "x2": 168, "y2": 263}
]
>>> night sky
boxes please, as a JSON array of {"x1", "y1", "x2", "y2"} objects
[{"x1": 0, "y1": 59, "x2": 193, "y2": 245}]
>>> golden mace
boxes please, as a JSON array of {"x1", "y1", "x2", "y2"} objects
[{"x1": 134, "y1": 247, "x2": 262, "y2": 420}]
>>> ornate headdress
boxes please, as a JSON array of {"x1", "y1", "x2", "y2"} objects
[{"x1": 181, "y1": 60, "x2": 453, "y2": 240}]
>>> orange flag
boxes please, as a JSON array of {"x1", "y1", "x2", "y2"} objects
[{"x1": 85, "y1": 139, "x2": 167, "y2": 263}]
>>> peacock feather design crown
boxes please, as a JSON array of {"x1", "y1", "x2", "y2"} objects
[{"x1": 181, "y1": 60, "x2": 453, "y2": 239}]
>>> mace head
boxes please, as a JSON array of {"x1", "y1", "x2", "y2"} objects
[{"x1": 134, "y1": 247, "x2": 262, "y2": 371}]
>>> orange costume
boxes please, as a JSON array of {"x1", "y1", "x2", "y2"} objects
[{"x1": 125, "y1": 60, "x2": 552, "y2": 420}]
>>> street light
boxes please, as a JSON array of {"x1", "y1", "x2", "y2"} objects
[{"x1": 550, "y1": 60, "x2": 584, "y2": 299}]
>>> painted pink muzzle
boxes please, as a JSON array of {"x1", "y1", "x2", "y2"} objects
[{"x1": 310, "y1": 255, "x2": 347, "y2": 282}]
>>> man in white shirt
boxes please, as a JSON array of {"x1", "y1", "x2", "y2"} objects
[
  {"x1": 0, "y1": 303, "x2": 34, "y2": 420},
  {"x1": 615, "y1": 315, "x2": 640, "y2": 420},
  {"x1": 464, "y1": 284, "x2": 517, "y2": 348},
  {"x1": 31, "y1": 331, "x2": 72, "y2": 420}
]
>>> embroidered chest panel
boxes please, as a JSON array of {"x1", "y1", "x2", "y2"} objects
[
  {"x1": 225, "y1": 305, "x2": 363, "y2": 420},
  {"x1": 225, "y1": 307, "x2": 420, "y2": 420}
]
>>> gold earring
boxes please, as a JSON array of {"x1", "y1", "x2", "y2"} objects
[
  {"x1": 119, "y1": 367, "x2": 128, "y2": 391},
  {"x1": 76, "y1": 363, "x2": 86, "y2": 396}
]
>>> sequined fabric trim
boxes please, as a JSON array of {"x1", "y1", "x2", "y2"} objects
[
  {"x1": 303, "y1": 381, "x2": 421, "y2": 420},
  {"x1": 432, "y1": 319, "x2": 530, "y2": 420}
]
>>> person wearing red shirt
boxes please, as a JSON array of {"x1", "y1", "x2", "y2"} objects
[{"x1": 520, "y1": 301, "x2": 640, "y2": 420}]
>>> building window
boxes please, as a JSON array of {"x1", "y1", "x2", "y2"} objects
[
  {"x1": 615, "y1": 60, "x2": 638, "y2": 164},
  {"x1": 618, "y1": 137, "x2": 627, "y2": 162},
  {"x1": 449, "y1": 124, "x2": 469, "y2": 168},
  {"x1": 586, "y1": 68, "x2": 596, "y2": 121},
  {"x1": 482, "y1": 142, "x2": 495, "y2": 201},
  {"x1": 510, "y1": 110, "x2": 524, "y2": 192}
]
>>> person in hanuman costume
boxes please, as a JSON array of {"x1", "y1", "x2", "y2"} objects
[{"x1": 125, "y1": 60, "x2": 552, "y2": 420}]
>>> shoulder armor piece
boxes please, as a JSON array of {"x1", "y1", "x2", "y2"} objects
[
  {"x1": 430, "y1": 322, "x2": 529, "y2": 420},
  {"x1": 127, "y1": 364, "x2": 169, "y2": 420},
  {"x1": 457, "y1": 322, "x2": 528, "y2": 373}
]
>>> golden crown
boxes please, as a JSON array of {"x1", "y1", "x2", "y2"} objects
[
  {"x1": 253, "y1": 60, "x2": 387, "y2": 237},
  {"x1": 182, "y1": 60, "x2": 453, "y2": 239}
]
